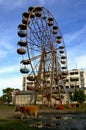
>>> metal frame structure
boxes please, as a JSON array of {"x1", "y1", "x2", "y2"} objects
[{"x1": 17, "y1": 6, "x2": 70, "y2": 105}]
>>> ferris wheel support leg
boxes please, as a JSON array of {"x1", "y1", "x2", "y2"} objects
[
  {"x1": 34, "y1": 93, "x2": 37, "y2": 105},
  {"x1": 29, "y1": 92, "x2": 35, "y2": 105},
  {"x1": 62, "y1": 82, "x2": 71, "y2": 105}
]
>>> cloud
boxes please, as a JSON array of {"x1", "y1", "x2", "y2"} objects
[
  {"x1": 68, "y1": 54, "x2": 86, "y2": 70},
  {"x1": 0, "y1": 28, "x2": 17, "y2": 59},
  {"x1": 64, "y1": 25, "x2": 86, "y2": 70},
  {"x1": 0, "y1": 0, "x2": 27, "y2": 9},
  {"x1": 0, "y1": 40, "x2": 14, "y2": 50},
  {"x1": 0, "y1": 65, "x2": 18, "y2": 74},
  {"x1": 0, "y1": 65, "x2": 22, "y2": 96},
  {"x1": 75, "y1": 55, "x2": 86, "y2": 69},
  {"x1": 0, "y1": 76, "x2": 22, "y2": 96},
  {"x1": 64, "y1": 25, "x2": 86, "y2": 46},
  {"x1": 35, "y1": 0, "x2": 56, "y2": 5},
  {"x1": 37, "y1": 0, "x2": 48, "y2": 5},
  {"x1": 67, "y1": 49, "x2": 86, "y2": 69},
  {"x1": 0, "y1": 49, "x2": 7, "y2": 58},
  {"x1": 0, "y1": 41, "x2": 15, "y2": 60}
]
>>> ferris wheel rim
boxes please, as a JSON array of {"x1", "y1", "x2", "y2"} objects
[
  {"x1": 17, "y1": 6, "x2": 68, "y2": 78},
  {"x1": 27, "y1": 6, "x2": 68, "y2": 74}
]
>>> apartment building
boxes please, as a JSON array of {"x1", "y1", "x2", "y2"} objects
[
  {"x1": 14, "y1": 73, "x2": 70, "y2": 105},
  {"x1": 13, "y1": 69, "x2": 86, "y2": 105},
  {"x1": 65, "y1": 69, "x2": 86, "y2": 90},
  {"x1": 22, "y1": 69, "x2": 86, "y2": 91}
]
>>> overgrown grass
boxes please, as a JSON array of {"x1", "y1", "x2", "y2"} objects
[
  {"x1": 0, "y1": 104, "x2": 15, "y2": 109},
  {"x1": 0, "y1": 103, "x2": 86, "y2": 130},
  {"x1": 64, "y1": 103, "x2": 86, "y2": 112},
  {"x1": 0, "y1": 119, "x2": 38, "y2": 130},
  {"x1": 0, "y1": 104, "x2": 39, "y2": 130},
  {"x1": 38, "y1": 103, "x2": 86, "y2": 113}
]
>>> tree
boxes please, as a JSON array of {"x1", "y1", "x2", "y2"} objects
[
  {"x1": 2, "y1": 87, "x2": 14, "y2": 104},
  {"x1": 72, "y1": 89, "x2": 86, "y2": 104},
  {"x1": 69, "y1": 92, "x2": 74, "y2": 101}
]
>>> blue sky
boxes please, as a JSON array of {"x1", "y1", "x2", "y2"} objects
[{"x1": 0, "y1": 0, "x2": 86, "y2": 95}]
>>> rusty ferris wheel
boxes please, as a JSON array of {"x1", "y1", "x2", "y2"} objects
[{"x1": 17, "y1": 6, "x2": 70, "y2": 105}]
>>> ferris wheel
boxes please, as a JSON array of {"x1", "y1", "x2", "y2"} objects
[{"x1": 17, "y1": 6, "x2": 70, "y2": 105}]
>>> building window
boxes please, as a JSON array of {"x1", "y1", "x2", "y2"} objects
[
  {"x1": 70, "y1": 78, "x2": 79, "y2": 82},
  {"x1": 70, "y1": 78, "x2": 74, "y2": 82},
  {"x1": 80, "y1": 78, "x2": 84, "y2": 82},
  {"x1": 76, "y1": 85, "x2": 79, "y2": 88},
  {"x1": 75, "y1": 85, "x2": 79, "y2": 88},
  {"x1": 74, "y1": 71, "x2": 78, "y2": 74},
  {"x1": 65, "y1": 79, "x2": 69, "y2": 82},
  {"x1": 66, "y1": 86, "x2": 69, "y2": 88},
  {"x1": 70, "y1": 71, "x2": 78, "y2": 75},
  {"x1": 80, "y1": 71, "x2": 84, "y2": 77},
  {"x1": 71, "y1": 86, "x2": 74, "y2": 88},
  {"x1": 70, "y1": 72, "x2": 74, "y2": 75}
]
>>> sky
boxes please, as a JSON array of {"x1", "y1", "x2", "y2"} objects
[{"x1": 0, "y1": 0, "x2": 86, "y2": 96}]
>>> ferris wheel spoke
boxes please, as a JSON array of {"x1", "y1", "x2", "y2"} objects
[
  {"x1": 17, "y1": 6, "x2": 71, "y2": 105},
  {"x1": 30, "y1": 18, "x2": 45, "y2": 42},
  {"x1": 29, "y1": 26, "x2": 45, "y2": 48}
]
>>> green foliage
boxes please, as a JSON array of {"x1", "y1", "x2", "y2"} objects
[
  {"x1": 0, "y1": 119, "x2": 38, "y2": 130},
  {"x1": 69, "y1": 92, "x2": 74, "y2": 101},
  {"x1": 70, "y1": 90, "x2": 86, "y2": 104},
  {"x1": 2, "y1": 87, "x2": 14, "y2": 104}
]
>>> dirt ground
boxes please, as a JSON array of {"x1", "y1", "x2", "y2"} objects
[
  {"x1": 0, "y1": 107, "x2": 86, "y2": 130},
  {"x1": 0, "y1": 109, "x2": 17, "y2": 119},
  {"x1": 0, "y1": 107, "x2": 86, "y2": 119},
  {"x1": 0, "y1": 108, "x2": 64, "y2": 119}
]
